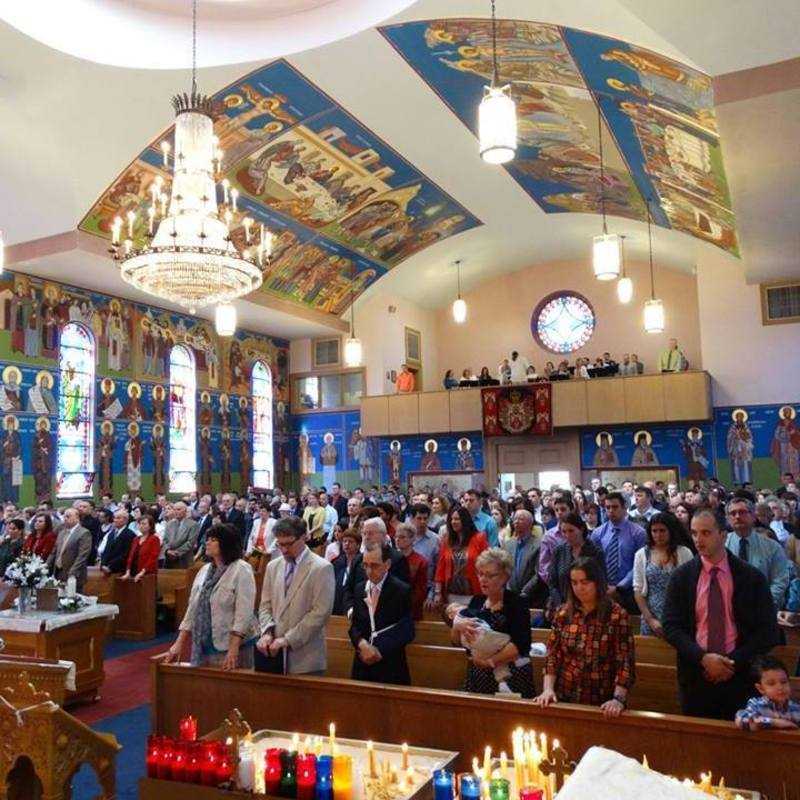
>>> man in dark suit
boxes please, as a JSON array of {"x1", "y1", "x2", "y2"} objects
[
  {"x1": 503, "y1": 509, "x2": 545, "y2": 607},
  {"x1": 330, "y1": 483, "x2": 349, "y2": 523},
  {"x1": 220, "y1": 493, "x2": 246, "y2": 547},
  {"x1": 663, "y1": 509, "x2": 780, "y2": 720},
  {"x1": 193, "y1": 499, "x2": 214, "y2": 561},
  {"x1": 349, "y1": 543, "x2": 414, "y2": 685},
  {"x1": 75, "y1": 499, "x2": 102, "y2": 564},
  {"x1": 342, "y1": 518, "x2": 410, "y2": 616},
  {"x1": 98, "y1": 509, "x2": 136, "y2": 575}
]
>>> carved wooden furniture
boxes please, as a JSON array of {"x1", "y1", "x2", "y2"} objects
[
  {"x1": 0, "y1": 655, "x2": 72, "y2": 707},
  {"x1": 0, "y1": 671, "x2": 120, "y2": 799}
]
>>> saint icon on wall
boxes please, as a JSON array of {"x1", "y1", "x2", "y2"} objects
[
  {"x1": 99, "y1": 377, "x2": 122, "y2": 420},
  {"x1": 239, "y1": 430, "x2": 251, "y2": 493},
  {"x1": 199, "y1": 427, "x2": 213, "y2": 495},
  {"x1": 593, "y1": 431, "x2": 619, "y2": 468},
  {"x1": 151, "y1": 423, "x2": 167, "y2": 496},
  {"x1": 727, "y1": 408, "x2": 753, "y2": 485},
  {"x1": 98, "y1": 420, "x2": 115, "y2": 495},
  {"x1": 771, "y1": 405, "x2": 800, "y2": 477},
  {"x1": 33, "y1": 416, "x2": 54, "y2": 503},
  {"x1": 682, "y1": 427, "x2": 709, "y2": 483},
  {"x1": 349, "y1": 427, "x2": 374, "y2": 482},
  {"x1": 220, "y1": 428, "x2": 232, "y2": 492},
  {"x1": 219, "y1": 393, "x2": 231, "y2": 429},
  {"x1": 631, "y1": 430, "x2": 658, "y2": 466},
  {"x1": 457, "y1": 437, "x2": 475, "y2": 470},
  {"x1": 298, "y1": 432, "x2": 315, "y2": 484},
  {"x1": 27, "y1": 370, "x2": 57, "y2": 415},
  {"x1": 320, "y1": 432, "x2": 338, "y2": 489},
  {"x1": 388, "y1": 440, "x2": 403, "y2": 484},
  {"x1": 199, "y1": 391, "x2": 213, "y2": 427},
  {"x1": 151, "y1": 384, "x2": 166, "y2": 423},
  {"x1": 125, "y1": 421, "x2": 142, "y2": 495},
  {"x1": 420, "y1": 439, "x2": 441, "y2": 472},
  {"x1": 0, "y1": 365, "x2": 23, "y2": 412},
  {"x1": 0, "y1": 415, "x2": 21, "y2": 504},
  {"x1": 123, "y1": 381, "x2": 146, "y2": 421}
]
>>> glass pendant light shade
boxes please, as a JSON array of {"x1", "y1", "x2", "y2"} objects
[
  {"x1": 215, "y1": 302, "x2": 237, "y2": 336},
  {"x1": 617, "y1": 276, "x2": 633, "y2": 304},
  {"x1": 344, "y1": 336, "x2": 363, "y2": 367},
  {"x1": 644, "y1": 298, "x2": 665, "y2": 334},
  {"x1": 479, "y1": 85, "x2": 517, "y2": 164},
  {"x1": 592, "y1": 233, "x2": 622, "y2": 280},
  {"x1": 452, "y1": 297, "x2": 467, "y2": 324}
]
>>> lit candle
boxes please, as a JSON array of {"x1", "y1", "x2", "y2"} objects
[
  {"x1": 224, "y1": 210, "x2": 233, "y2": 229},
  {"x1": 316, "y1": 755, "x2": 333, "y2": 800},
  {"x1": 483, "y1": 746, "x2": 492, "y2": 779},
  {"x1": 231, "y1": 187, "x2": 239, "y2": 212},
  {"x1": 329, "y1": 723, "x2": 336, "y2": 756},
  {"x1": 146, "y1": 734, "x2": 161, "y2": 778},
  {"x1": 126, "y1": 210, "x2": 136, "y2": 238},
  {"x1": 221, "y1": 178, "x2": 231, "y2": 205},
  {"x1": 292, "y1": 733, "x2": 300, "y2": 752},
  {"x1": 149, "y1": 181, "x2": 160, "y2": 204},
  {"x1": 297, "y1": 753, "x2": 317, "y2": 800},
  {"x1": 201, "y1": 742, "x2": 219, "y2": 787},
  {"x1": 264, "y1": 748, "x2": 284, "y2": 795},
  {"x1": 332, "y1": 754, "x2": 352, "y2": 800},
  {"x1": 472, "y1": 758, "x2": 481, "y2": 780},
  {"x1": 460, "y1": 774, "x2": 482, "y2": 800},
  {"x1": 539, "y1": 734, "x2": 548, "y2": 760},
  {"x1": 124, "y1": 239, "x2": 132, "y2": 255},
  {"x1": 67, "y1": 576, "x2": 77, "y2": 598},
  {"x1": 519, "y1": 789, "x2": 543, "y2": 800},
  {"x1": 243, "y1": 216, "x2": 253, "y2": 243},
  {"x1": 238, "y1": 743, "x2": 255, "y2": 791},
  {"x1": 148, "y1": 205, "x2": 156, "y2": 235},
  {"x1": 161, "y1": 140, "x2": 171, "y2": 166},
  {"x1": 500, "y1": 752, "x2": 508, "y2": 780},
  {"x1": 314, "y1": 737, "x2": 323, "y2": 757},
  {"x1": 433, "y1": 770, "x2": 454, "y2": 800},
  {"x1": 401, "y1": 742, "x2": 409, "y2": 771},
  {"x1": 111, "y1": 216, "x2": 122, "y2": 245},
  {"x1": 280, "y1": 750, "x2": 297, "y2": 797},
  {"x1": 367, "y1": 741, "x2": 376, "y2": 778},
  {"x1": 178, "y1": 715, "x2": 197, "y2": 742},
  {"x1": 160, "y1": 192, "x2": 168, "y2": 217},
  {"x1": 489, "y1": 777, "x2": 510, "y2": 800},
  {"x1": 642, "y1": 755, "x2": 649, "y2": 769}
]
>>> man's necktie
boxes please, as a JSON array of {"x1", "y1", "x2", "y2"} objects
[
  {"x1": 284, "y1": 557, "x2": 296, "y2": 595},
  {"x1": 706, "y1": 567, "x2": 726, "y2": 655},
  {"x1": 738, "y1": 536, "x2": 749, "y2": 562},
  {"x1": 605, "y1": 527, "x2": 620, "y2": 585}
]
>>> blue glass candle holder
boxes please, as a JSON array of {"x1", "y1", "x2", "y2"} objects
[
  {"x1": 316, "y1": 755, "x2": 333, "y2": 800},
  {"x1": 460, "y1": 773, "x2": 481, "y2": 800},
  {"x1": 433, "y1": 770, "x2": 454, "y2": 800}
]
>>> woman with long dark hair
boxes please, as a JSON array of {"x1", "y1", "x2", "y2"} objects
[
  {"x1": 432, "y1": 505, "x2": 488, "y2": 606},
  {"x1": 121, "y1": 513, "x2": 160, "y2": 582},
  {"x1": 534, "y1": 556, "x2": 634, "y2": 717},
  {"x1": 633, "y1": 512, "x2": 694, "y2": 636},
  {"x1": 22, "y1": 513, "x2": 57, "y2": 559}
]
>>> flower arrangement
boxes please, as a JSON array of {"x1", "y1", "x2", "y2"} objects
[
  {"x1": 3, "y1": 553, "x2": 50, "y2": 588},
  {"x1": 59, "y1": 595, "x2": 88, "y2": 613}
]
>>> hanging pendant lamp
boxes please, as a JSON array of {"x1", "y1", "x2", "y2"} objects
[
  {"x1": 616, "y1": 236, "x2": 633, "y2": 303},
  {"x1": 452, "y1": 259, "x2": 467, "y2": 324},
  {"x1": 344, "y1": 262, "x2": 362, "y2": 367},
  {"x1": 592, "y1": 107, "x2": 622, "y2": 280},
  {"x1": 643, "y1": 201, "x2": 665, "y2": 333},
  {"x1": 478, "y1": 0, "x2": 517, "y2": 164}
]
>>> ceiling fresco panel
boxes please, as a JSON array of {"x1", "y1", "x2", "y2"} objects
[
  {"x1": 380, "y1": 19, "x2": 738, "y2": 255},
  {"x1": 80, "y1": 59, "x2": 481, "y2": 317}
]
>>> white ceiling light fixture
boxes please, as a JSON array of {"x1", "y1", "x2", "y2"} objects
[
  {"x1": 478, "y1": 0, "x2": 517, "y2": 165},
  {"x1": 109, "y1": 0, "x2": 273, "y2": 316},
  {"x1": 452, "y1": 259, "x2": 467, "y2": 324},
  {"x1": 215, "y1": 301, "x2": 237, "y2": 337},
  {"x1": 343, "y1": 261, "x2": 362, "y2": 367},
  {"x1": 616, "y1": 235, "x2": 633, "y2": 303},
  {"x1": 643, "y1": 201, "x2": 665, "y2": 334},
  {"x1": 592, "y1": 107, "x2": 622, "y2": 281}
]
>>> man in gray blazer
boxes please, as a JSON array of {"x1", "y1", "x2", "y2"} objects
[
  {"x1": 256, "y1": 515, "x2": 335, "y2": 675},
  {"x1": 47, "y1": 507, "x2": 92, "y2": 592},
  {"x1": 160, "y1": 502, "x2": 199, "y2": 568},
  {"x1": 503, "y1": 509, "x2": 544, "y2": 607}
]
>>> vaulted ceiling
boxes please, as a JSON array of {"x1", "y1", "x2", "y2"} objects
[{"x1": 1, "y1": 0, "x2": 798, "y2": 336}]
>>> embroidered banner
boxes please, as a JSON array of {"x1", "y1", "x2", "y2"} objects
[{"x1": 481, "y1": 383, "x2": 553, "y2": 437}]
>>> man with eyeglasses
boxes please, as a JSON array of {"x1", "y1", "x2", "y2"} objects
[
  {"x1": 724, "y1": 498, "x2": 792, "y2": 610},
  {"x1": 255, "y1": 516, "x2": 335, "y2": 675}
]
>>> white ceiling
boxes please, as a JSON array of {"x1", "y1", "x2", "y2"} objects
[{"x1": 0, "y1": 0, "x2": 796, "y2": 334}]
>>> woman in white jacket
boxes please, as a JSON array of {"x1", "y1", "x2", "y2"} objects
[{"x1": 164, "y1": 523, "x2": 259, "y2": 670}]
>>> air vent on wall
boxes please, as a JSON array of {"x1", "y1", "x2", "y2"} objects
[{"x1": 761, "y1": 281, "x2": 800, "y2": 325}]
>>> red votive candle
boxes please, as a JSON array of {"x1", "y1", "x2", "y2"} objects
[
  {"x1": 202, "y1": 742, "x2": 220, "y2": 786},
  {"x1": 157, "y1": 737, "x2": 174, "y2": 781},
  {"x1": 217, "y1": 750, "x2": 233, "y2": 785},
  {"x1": 172, "y1": 742, "x2": 187, "y2": 783},
  {"x1": 265, "y1": 747, "x2": 285, "y2": 795},
  {"x1": 519, "y1": 788, "x2": 544, "y2": 800},
  {"x1": 297, "y1": 753, "x2": 317, "y2": 800},
  {"x1": 185, "y1": 743, "x2": 202, "y2": 784},
  {"x1": 146, "y1": 735, "x2": 161, "y2": 779},
  {"x1": 179, "y1": 714, "x2": 198, "y2": 742}
]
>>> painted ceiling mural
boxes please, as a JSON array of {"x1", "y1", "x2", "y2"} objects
[
  {"x1": 80, "y1": 59, "x2": 481, "y2": 316},
  {"x1": 381, "y1": 19, "x2": 739, "y2": 255}
]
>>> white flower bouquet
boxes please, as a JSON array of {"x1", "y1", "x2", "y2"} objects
[
  {"x1": 4, "y1": 553, "x2": 50, "y2": 588},
  {"x1": 58, "y1": 595, "x2": 88, "y2": 613}
]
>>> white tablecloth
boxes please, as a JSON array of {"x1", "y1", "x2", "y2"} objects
[{"x1": 0, "y1": 602, "x2": 119, "y2": 632}]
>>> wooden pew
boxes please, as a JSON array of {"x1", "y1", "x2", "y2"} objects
[
  {"x1": 151, "y1": 663, "x2": 800, "y2": 800},
  {"x1": 113, "y1": 573, "x2": 157, "y2": 640},
  {"x1": 84, "y1": 566, "x2": 115, "y2": 606},
  {"x1": 158, "y1": 565, "x2": 202, "y2": 627},
  {"x1": 327, "y1": 615, "x2": 455, "y2": 647}
]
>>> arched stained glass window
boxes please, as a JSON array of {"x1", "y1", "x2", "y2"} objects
[
  {"x1": 56, "y1": 323, "x2": 96, "y2": 498},
  {"x1": 251, "y1": 360, "x2": 273, "y2": 489},
  {"x1": 169, "y1": 344, "x2": 197, "y2": 493},
  {"x1": 532, "y1": 291, "x2": 596, "y2": 354}
]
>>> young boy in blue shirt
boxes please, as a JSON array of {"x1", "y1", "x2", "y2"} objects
[{"x1": 735, "y1": 655, "x2": 800, "y2": 730}]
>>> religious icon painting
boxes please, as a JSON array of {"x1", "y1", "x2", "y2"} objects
[
  {"x1": 33, "y1": 415, "x2": 53, "y2": 503},
  {"x1": 682, "y1": 427, "x2": 710, "y2": 482},
  {"x1": 457, "y1": 437, "x2": 475, "y2": 470},
  {"x1": 28, "y1": 370, "x2": 57, "y2": 415},
  {"x1": 631, "y1": 429, "x2": 658, "y2": 466},
  {"x1": 593, "y1": 430, "x2": 619, "y2": 468},
  {"x1": 421, "y1": 438, "x2": 441, "y2": 472},
  {"x1": 388, "y1": 440, "x2": 403, "y2": 484}
]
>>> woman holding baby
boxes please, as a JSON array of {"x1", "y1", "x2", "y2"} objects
[{"x1": 450, "y1": 547, "x2": 534, "y2": 697}]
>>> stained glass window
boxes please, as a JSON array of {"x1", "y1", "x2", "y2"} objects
[
  {"x1": 252, "y1": 360, "x2": 273, "y2": 489},
  {"x1": 532, "y1": 292, "x2": 595, "y2": 354},
  {"x1": 56, "y1": 323, "x2": 96, "y2": 498},
  {"x1": 169, "y1": 344, "x2": 197, "y2": 493}
]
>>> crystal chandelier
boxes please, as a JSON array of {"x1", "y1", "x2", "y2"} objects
[
  {"x1": 109, "y1": 0, "x2": 271, "y2": 320},
  {"x1": 478, "y1": 0, "x2": 517, "y2": 165},
  {"x1": 592, "y1": 107, "x2": 622, "y2": 281}
]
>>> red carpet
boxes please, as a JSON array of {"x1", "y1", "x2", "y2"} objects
[{"x1": 73, "y1": 641, "x2": 168, "y2": 725}]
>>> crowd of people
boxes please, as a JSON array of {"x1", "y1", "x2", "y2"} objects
[
  {"x1": 4, "y1": 466, "x2": 800, "y2": 728},
  {"x1": 436, "y1": 339, "x2": 689, "y2": 391}
]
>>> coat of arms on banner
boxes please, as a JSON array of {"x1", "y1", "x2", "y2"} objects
[{"x1": 481, "y1": 384, "x2": 553, "y2": 437}]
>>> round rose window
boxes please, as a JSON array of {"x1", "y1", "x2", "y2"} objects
[{"x1": 531, "y1": 292, "x2": 595, "y2": 354}]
